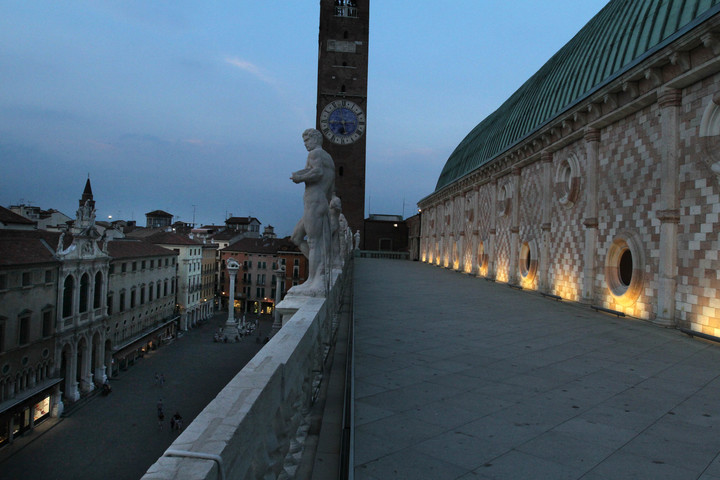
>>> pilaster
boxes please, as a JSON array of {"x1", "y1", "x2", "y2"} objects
[
  {"x1": 655, "y1": 88, "x2": 683, "y2": 326},
  {"x1": 582, "y1": 127, "x2": 600, "y2": 302},
  {"x1": 508, "y1": 168, "x2": 521, "y2": 284},
  {"x1": 539, "y1": 152, "x2": 553, "y2": 292}
]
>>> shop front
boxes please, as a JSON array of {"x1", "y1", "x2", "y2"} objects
[
  {"x1": 111, "y1": 317, "x2": 178, "y2": 376},
  {"x1": 0, "y1": 378, "x2": 61, "y2": 448}
]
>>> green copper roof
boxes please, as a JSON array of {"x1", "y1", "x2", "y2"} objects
[{"x1": 435, "y1": 0, "x2": 720, "y2": 191}]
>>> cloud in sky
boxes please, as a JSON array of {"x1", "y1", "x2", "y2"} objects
[{"x1": 224, "y1": 56, "x2": 277, "y2": 86}]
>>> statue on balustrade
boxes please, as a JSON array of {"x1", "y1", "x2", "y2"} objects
[{"x1": 289, "y1": 128, "x2": 336, "y2": 296}]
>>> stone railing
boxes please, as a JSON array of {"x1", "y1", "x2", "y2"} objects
[{"x1": 141, "y1": 262, "x2": 351, "y2": 480}]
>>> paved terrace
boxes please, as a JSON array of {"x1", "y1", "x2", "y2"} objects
[{"x1": 353, "y1": 259, "x2": 720, "y2": 480}]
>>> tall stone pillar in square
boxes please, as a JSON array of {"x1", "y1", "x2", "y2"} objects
[
  {"x1": 225, "y1": 258, "x2": 240, "y2": 331},
  {"x1": 582, "y1": 128, "x2": 600, "y2": 302},
  {"x1": 655, "y1": 88, "x2": 682, "y2": 326}
]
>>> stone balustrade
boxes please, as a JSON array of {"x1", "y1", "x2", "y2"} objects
[{"x1": 141, "y1": 263, "x2": 351, "y2": 480}]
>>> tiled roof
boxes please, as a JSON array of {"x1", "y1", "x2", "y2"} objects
[
  {"x1": 107, "y1": 239, "x2": 176, "y2": 259},
  {"x1": 0, "y1": 229, "x2": 64, "y2": 266},
  {"x1": 435, "y1": 0, "x2": 720, "y2": 191},
  {"x1": 145, "y1": 231, "x2": 203, "y2": 246},
  {"x1": 226, "y1": 216, "x2": 259, "y2": 224},
  {"x1": 210, "y1": 230, "x2": 241, "y2": 241},
  {"x1": 224, "y1": 236, "x2": 299, "y2": 254},
  {"x1": 145, "y1": 210, "x2": 173, "y2": 217},
  {"x1": 0, "y1": 206, "x2": 35, "y2": 226}
]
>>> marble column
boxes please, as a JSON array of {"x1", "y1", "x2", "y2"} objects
[
  {"x1": 225, "y1": 259, "x2": 240, "y2": 332},
  {"x1": 582, "y1": 128, "x2": 600, "y2": 303},
  {"x1": 655, "y1": 88, "x2": 682, "y2": 327}
]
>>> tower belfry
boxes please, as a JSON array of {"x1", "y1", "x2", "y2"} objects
[{"x1": 316, "y1": 0, "x2": 369, "y2": 235}]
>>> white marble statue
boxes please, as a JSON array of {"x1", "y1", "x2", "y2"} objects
[
  {"x1": 329, "y1": 194, "x2": 343, "y2": 270},
  {"x1": 289, "y1": 129, "x2": 336, "y2": 296},
  {"x1": 339, "y1": 212, "x2": 350, "y2": 262},
  {"x1": 354, "y1": 230, "x2": 361, "y2": 251}
]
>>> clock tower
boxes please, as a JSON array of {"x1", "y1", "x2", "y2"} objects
[{"x1": 316, "y1": 0, "x2": 369, "y2": 235}]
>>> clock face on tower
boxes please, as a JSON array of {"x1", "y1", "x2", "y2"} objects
[{"x1": 320, "y1": 99, "x2": 366, "y2": 145}]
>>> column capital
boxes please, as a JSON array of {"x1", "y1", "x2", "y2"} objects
[
  {"x1": 658, "y1": 87, "x2": 682, "y2": 108},
  {"x1": 583, "y1": 217, "x2": 599, "y2": 228},
  {"x1": 584, "y1": 127, "x2": 600, "y2": 143},
  {"x1": 656, "y1": 209, "x2": 680, "y2": 223}
]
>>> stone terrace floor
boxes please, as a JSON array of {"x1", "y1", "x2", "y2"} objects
[{"x1": 353, "y1": 258, "x2": 720, "y2": 480}]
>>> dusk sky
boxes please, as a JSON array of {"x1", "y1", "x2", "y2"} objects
[{"x1": 1, "y1": 1, "x2": 608, "y2": 237}]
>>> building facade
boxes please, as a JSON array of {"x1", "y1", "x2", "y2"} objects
[
  {"x1": 419, "y1": 1, "x2": 720, "y2": 334},
  {"x1": 105, "y1": 239, "x2": 178, "y2": 375},
  {"x1": 139, "y1": 232, "x2": 206, "y2": 330},
  {"x1": 219, "y1": 237, "x2": 307, "y2": 315},
  {"x1": 0, "y1": 229, "x2": 62, "y2": 447},
  {"x1": 54, "y1": 180, "x2": 110, "y2": 406},
  {"x1": 363, "y1": 214, "x2": 408, "y2": 252},
  {"x1": 201, "y1": 243, "x2": 218, "y2": 315},
  {"x1": 145, "y1": 210, "x2": 173, "y2": 229}
]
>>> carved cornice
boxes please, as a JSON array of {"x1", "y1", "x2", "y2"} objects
[
  {"x1": 702, "y1": 32, "x2": 720, "y2": 55},
  {"x1": 644, "y1": 67, "x2": 663, "y2": 88},
  {"x1": 669, "y1": 50, "x2": 691, "y2": 71}
]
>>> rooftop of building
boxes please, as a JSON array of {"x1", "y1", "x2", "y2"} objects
[
  {"x1": 106, "y1": 238, "x2": 177, "y2": 260},
  {"x1": 225, "y1": 216, "x2": 260, "y2": 225},
  {"x1": 0, "y1": 206, "x2": 36, "y2": 227},
  {"x1": 223, "y1": 236, "x2": 299, "y2": 254},
  {"x1": 145, "y1": 210, "x2": 173, "y2": 217},
  {"x1": 0, "y1": 229, "x2": 65, "y2": 266},
  {"x1": 435, "y1": 0, "x2": 720, "y2": 191}
]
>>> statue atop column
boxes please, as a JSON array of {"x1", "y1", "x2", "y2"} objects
[{"x1": 289, "y1": 129, "x2": 336, "y2": 296}]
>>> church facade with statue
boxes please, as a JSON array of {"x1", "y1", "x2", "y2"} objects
[{"x1": 418, "y1": 0, "x2": 720, "y2": 334}]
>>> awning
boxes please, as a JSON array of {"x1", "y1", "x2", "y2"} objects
[
  {"x1": 113, "y1": 316, "x2": 179, "y2": 358},
  {"x1": 0, "y1": 377, "x2": 63, "y2": 415}
]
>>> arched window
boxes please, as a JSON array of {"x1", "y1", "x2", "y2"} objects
[
  {"x1": 93, "y1": 272, "x2": 103, "y2": 309},
  {"x1": 62, "y1": 276, "x2": 74, "y2": 318},
  {"x1": 79, "y1": 273, "x2": 89, "y2": 313}
]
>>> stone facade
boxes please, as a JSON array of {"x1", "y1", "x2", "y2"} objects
[
  {"x1": 105, "y1": 239, "x2": 179, "y2": 376},
  {"x1": 419, "y1": 12, "x2": 720, "y2": 335}
]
